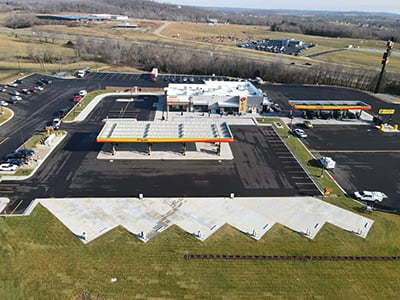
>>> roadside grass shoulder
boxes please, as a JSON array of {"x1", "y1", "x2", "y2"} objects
[{"x1": 63, "y1": 90, "x2": 115, "y2": 122}]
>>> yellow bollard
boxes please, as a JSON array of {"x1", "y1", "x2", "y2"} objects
[
  {"x1": 380, "y1": 124, "x2": 385, "y2": 131},
  {"x1": 394, "y1": 124, "x2": 398, "y2": 131}
]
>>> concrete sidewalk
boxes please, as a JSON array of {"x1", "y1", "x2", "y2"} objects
[{"x1": 21, "y1": 196, "x2": 374, "y2": 244}]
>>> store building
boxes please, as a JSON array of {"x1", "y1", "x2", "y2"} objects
[{"x1": 165, "y1": 80, "x2": 268, "y2": 114}]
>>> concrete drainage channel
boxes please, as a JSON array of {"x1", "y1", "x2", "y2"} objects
[{"x1": 184, "y1": 254, "x2": 400, "y2": 261}]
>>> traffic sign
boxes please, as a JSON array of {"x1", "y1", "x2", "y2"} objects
[{"x1": 378, "y1": 109, "x2": 395, "y2": 115}]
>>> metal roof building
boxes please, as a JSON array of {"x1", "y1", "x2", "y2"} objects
[{"x1": 96, "y1": 119, "x2": 234, "y2": 143}]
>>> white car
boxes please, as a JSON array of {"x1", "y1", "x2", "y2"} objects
[
  {"x1": 293, "y1": 128, "x2": 307, "y2": 138},
  {"x1": 0, "y1": 163, "x2": 19, "y2": 172},
  {"x1": 52, "y1": 118, "x2": 61, "y2": 129},
  {"x1": 354, "y1": 191, "x2": 388, "y2": 203},
  {"x1": 0, "y1": 100, "x2": 8, "y2": 106},
  {"x1": 7, "y1": 82, "x2": 18, "y2": 87},
  {"x1": 319, "y1": 157, "x2": 336, "y2": 169},
  {"x1": 34, "y1": 86, "x2": 44, "y2": 91},
  {"x1": 79, "y1": 90, "x2": 87, "y2": 96}
]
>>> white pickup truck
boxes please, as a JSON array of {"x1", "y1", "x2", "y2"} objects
[{"x1": 354, "y1": 191, "x2": 388, "y2": 203}]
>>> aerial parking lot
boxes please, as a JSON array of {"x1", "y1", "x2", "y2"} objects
[
  {"x1": 304, "y1": 125, "x2": 400, "y2": 210},
  {"x1": 1, "y1": 71, "x2": 399, "y2": 214}
]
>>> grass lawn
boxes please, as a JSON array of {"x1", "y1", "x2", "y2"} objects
[
  {"x1": 0, "y1": 117, "x2": 399, "y2": 299},
  {"x1": 0, "y1": 205, "x2": 399, "y2": 299},
  {"x1": 63, "y1": 90, "x2": 116, "y2": 122},
  {"x1": 0, "y1": 107, "x2": 13, "y2": 124}
]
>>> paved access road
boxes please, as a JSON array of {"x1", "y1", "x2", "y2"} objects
[{"x1": 304, "y1": 125, "x2": 400, "y2": 210}]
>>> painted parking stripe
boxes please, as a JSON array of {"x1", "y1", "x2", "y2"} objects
[{"x1": 0, "y1": 137, "x2": 9, "y2": 144}]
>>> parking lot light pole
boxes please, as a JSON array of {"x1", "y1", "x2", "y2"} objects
[{"x1": 375, "y1": 38, "x2": 394, "y2": 94}]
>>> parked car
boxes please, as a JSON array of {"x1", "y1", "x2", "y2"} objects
[
  {"x1": 0, "y1": 163, "x2": 19, "y2": 172},
  {"x1": 21, "y1": 88, "x2": 31, "y2": 94},
  {"x1": 0, "y1": 87, "x2": 7, "y2": 92},
  {"x1": 347, "y1": 111, "x2": 357, "y2": 119},
  {"x1": 6, "y1": 158, "x2": 27, "y2": 166},
  {"x1": 15, "y1": 149, "x2": 35, "y2": 156},
  {"x1": 36, "y1": 80, "x2": 46, "y2": 85},
  {"x1": 6, "y1": 82, "x2": 18, "y2": 87},
  {"x1": 9, "y1": 96, "x2": 22, "y2": 102},
  {"x1": 319, "y1": 157, "x2": 336, "y2": 169},
  {"x1": 15, "y1": 79, "x2": 24, "y2": 84},
  {"x1": 79, "y1": 90, "x2": 87, "y2": 96},
  {"x1": 6, "y1": 149, "x2": 33, "y2": 160},
  {"x1": 0, "y1": 100, "x2": 8, "y2": 106},
  {"x1": 293, "y1": 128, "x2": 307, "y2": 138},
  {"x1": 9, "y1": 90, "x2": 20, "y2": 96},
  {"x1": 30, "y1": 88, "x2": 39, "y2": 93},
  {"x1": 320, "y1": 111, "x2": 332, "y2": 119},
  {"x1": 354, "y1": 191, "x2": 388, "y2": 203},
  {"x1": 34, "y1": 86, "x2": 44, "y2": 91},
  {"x1": 6, "y1": 97, "x2": 18, "y2": 104},
  {"x1": 272, "y1": 103, "x2": 282, "y2": 112},
  {"x1": 57, "y1": 108, "x2": 69, "y2": 118},
  {"x1": 73, "y1": 95, "x2": 83, "y2": 103},
  {"x1": 303, "y1": 120, "x2": 313, "y2": 129},
  {"x1": 306, "y1": 110, "x2": 317, "y2": 119},
  {"x1": 41, "y1": 78, "x2": 52, "y2": 84},
  {"x1": 52, "y1": 118, "x2": 61, "y2": 130}
]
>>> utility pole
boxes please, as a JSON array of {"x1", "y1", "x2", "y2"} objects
[{"x1": 375, "y1": 37, "x2": 395, "y2": 94}]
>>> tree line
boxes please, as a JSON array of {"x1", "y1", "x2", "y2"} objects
[
  {"x1": 1, "y1": 0, "x2": 399, "y2": 41},
  {"x1": 73, "y1": 36, "x2": 400, "y2": 95}
]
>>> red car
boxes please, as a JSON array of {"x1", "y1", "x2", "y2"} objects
[
  {"x1": 73, "y1": 95, "x2": 82, "y2": 103},
  {"x1": 30, "y1": 88, "x2": 39, "y2": 93}
]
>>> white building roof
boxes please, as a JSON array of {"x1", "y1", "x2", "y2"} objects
[
  {"x1": 97, "y1": 119, "x2": 234, "y2": 143},
  {"x1": 166, "y1": 80, "x2": 262, "y2": 99}
]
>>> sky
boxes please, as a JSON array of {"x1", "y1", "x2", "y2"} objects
[{"x1": 159, "y1": 0, "x2": 400, "y2": 14}]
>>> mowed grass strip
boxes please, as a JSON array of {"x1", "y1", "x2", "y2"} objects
[{"x1": 0, "y1": 205, "x2": 399, "y2": 299}]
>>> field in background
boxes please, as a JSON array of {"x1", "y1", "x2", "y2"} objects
[{"x1": 0, "y1": 18, "x2": 398, "y2": 79}]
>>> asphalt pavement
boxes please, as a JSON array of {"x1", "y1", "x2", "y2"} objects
[
  {"x1": 303, "y1": 125, "x2": 400, "y2": 210},
  {"x1": 1, "y1": 73, "x2": 399, "y2": 213}
]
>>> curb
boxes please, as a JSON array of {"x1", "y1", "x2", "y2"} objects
[
  {"x1": 1, "y1": 132, "x2": 67, "y2": 182},
  {"x1": 0, "y1": 107, "x2": 14, "y2": 127}
]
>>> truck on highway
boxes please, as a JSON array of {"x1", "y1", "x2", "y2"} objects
[
  {"x1": 77, "y1": 67, "x2": 90, "y2": 78},
  {"x1": 151, "y1": 68, "x2": 158, "y2": 82}
]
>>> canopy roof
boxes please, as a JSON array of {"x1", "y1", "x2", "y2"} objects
[
  {"x1": 97, "y1": 119, "x2": 234, "y2": 143},
  {"x1": 289, "y1": 100, "x2": 371, "y2": 110}
]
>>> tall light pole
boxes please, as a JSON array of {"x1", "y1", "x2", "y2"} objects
[{"x1": 375, "y1": 38, "x2": 395, "y2": 94}]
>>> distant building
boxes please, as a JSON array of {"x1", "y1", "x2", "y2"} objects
[
  {"x1": 115, "y1": 22, "x2": 139, "y2": 29},
  {"x1": 207, "y1": 18, "x2": 218, "y2": 25},
  {"x1": 36, "y1": 14, "x2": 128, "y2": 22}
]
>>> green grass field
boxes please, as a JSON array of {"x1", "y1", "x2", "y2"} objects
[{"x1": 0, "y1": 204, "x2": 399, "y2": 299}]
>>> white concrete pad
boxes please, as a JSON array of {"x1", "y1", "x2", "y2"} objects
[
  {"x1": 29, "y1": 197, "x2": 373, "y2": 243},
  {"x1": 0, "y1": 198, "x2": 9, "y2": 213}
]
